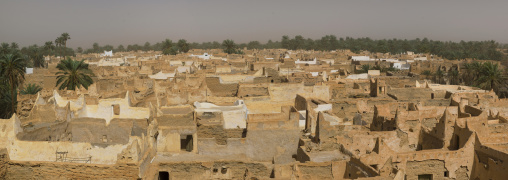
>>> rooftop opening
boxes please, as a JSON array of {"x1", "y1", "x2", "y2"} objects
[
  {"x1": 180, "y1": 135, "x2": 193, "y2": 152},
  {"x1": 418, "y1": 174, "x2": 433, "y2": 180}
]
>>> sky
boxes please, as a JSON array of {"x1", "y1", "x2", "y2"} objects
[{"x1": 1, "y1": 0, "x2": 508, "y2": 49}]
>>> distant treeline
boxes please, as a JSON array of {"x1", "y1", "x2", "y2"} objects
[
  {"x1": 83, "y1": 35, "x2": 505, "y2": 61},
  {"x1": 4, "y1": 35, "x2": 502, "y2": 61}
]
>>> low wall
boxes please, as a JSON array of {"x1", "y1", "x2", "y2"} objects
[
  {"x1": 157, "y1": 161, "x2": 272, "y2": 179},
  {"x1": 4, "y1": 161, "x2": 139, "y2": 179},
  {"x1": 197, "y1": 138, "x2": 247, "y2": 156},
  {"x1": 8, "y1": 140, "x2": 127, "y2": 164}
]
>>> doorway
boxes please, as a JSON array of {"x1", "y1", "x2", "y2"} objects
[{"x1": 158, "y1": 171, "x2": 169, "y2": 180}]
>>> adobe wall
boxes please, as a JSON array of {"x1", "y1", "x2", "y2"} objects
[
  {"x1": 156, "y1": 114, "x2": 197, "y2": 153},
  {"x1": 0, "y1": 149, "x2": 7, "y2": 178},
  {"x1": 392, "y1": 132, "x2": 475, "y2": 179},
  {"x1": 268, "y1": 83, "x2": 330, "y2": 103},
  {"x1": 237, "y1": 84, "x2": 269, "y2": 97},
  {"x1": 2, "y1": 114, "x2": 150, "y2": 165},
  {"x1": 17, "y1": 121, "x2": 70, "y2": 141},
  {"x1": 157, "y1": 129, "x2": 197, "y2": 153},
  {"x1": 404, "y1": 159, "x2": 467, "y2": 180},
  {"x1": 197, "y1": 138, "x2": 247, "y2": 156},
  {"x1": 157, "y1": 161, "x2": 272, "y2": 179},
  {"x1": 205, "y1": 77, "x2": 238, "y2": 97},
  {"x1": 471, "y1": 144, "x2": 508, "y2": 180},
  {"x1": 294, "y1": 162, "x2": 334, "y2": 179},
  {"x1": 292, "y1": 160, "x2": 382, "y2": 179},
  {"x1": 71, "y1": 118, "x2": 147, "y2": 144},
  {"x1": 3, "y1": 161, "x2": 139, "y2": 179},
  {"x1": 8, "y1": 139, "x2": 130, "y2": 164},
  {"x1": 388, "y1": 88, "x2": 444, "y2": 100}
]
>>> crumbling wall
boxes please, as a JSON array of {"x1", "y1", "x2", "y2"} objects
[
  {"x1": 205, "y1": 77, "x2": 238, "y2": 97},
  {"x1": 4, "y1": 161, "x2": 139, "y2": 179},
  {"x1": 404, "y1": 159, "x2": 465, "y2": 180},
  {"x1": 71, "y1": 118, "x2": 147, "y2": 144},
  {"x1": 197, "y1": 138, "x2": 247, "y2": 156},
  {"x1": 0, "y1": 149, "x2": 7, "y2": 179},
  {"x1": 197, "y1": 125, "x2": 243, "y2": 145},
  {"x1": 268, "y1": 83, "x2": 329, "y2": 102},
  {"x1": 472, "y1": 144, "x2": 508, "y2": 180},
  {"x1": 157, "y1": 161, "x2": 272, "y2": 179},
  {"x1": 17, "y1": 122, "x2": 70, "y2": 141},
  {"x1": 237, "y1": 84, "x2": 269, "y2": 97}
]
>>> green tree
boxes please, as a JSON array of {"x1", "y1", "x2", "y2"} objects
[
  {"x1": 0, "y1": 54, "x2": 26, "y2": 115},
  {"x1": 117, "y1": 45, "x2": 125, "y2": 52},
  {"x1": 161, "y1": 39, "x2": 173, "y2": 55},
  {"x1": 168, "y1": 46, "x2": 178, "y2": 55},
  {"x1": 475, "y1": 62, "x2": 503, "y2": 92},
  {"x1": 462, "y1": 63, "x2": 474, "y2": 85},
  {"x1": 247, "y1": 41, "x2": 261, "y2": 50},
  {"x1": 422, "y1": 70, "x2": 432, "y2": 80},
  {"x1": 0, "y1": 43, "x2": 10, "y2": 55},
  {"x1": 102, "y1": 45, "x2": 114, "y2": 51},
  {"x1": 54, "y1": 37, "x2": 65, "y2": 57},
  {"x1": 434, "y1": 68, "x2": 444, "y2": 84},
  {"x1": 20, "y1": 83, "x2": 42, "y2": 95},
  {"x1": 290, "y1": 35, "x2": 305, "y2": 50},
  {"x1": 28, "y1": 45, "x2": 45, "y2": 68},
  {"x1": 10, "y1": 42, "x2": 19, "y2": 51},
  {"x1": 60, "y1": 33, "x2": 70, "y2": 48},
  {"x1": 60, "y1": 33, "x2": 71, "y2": 58},
  {"x1": 143, "y1": 42, "x2": 151, "y2": 51},
  {"x1": 0, "y1": 78, "x2": 14, "y2": 118},
  {"x1": 222, "y1": 39, "x2": 237, "y2": 54},
  {"x1": 212, "y1": 41, "x2": 221, "y2": 49},
  {"x1": 92, "y1": 43, "x2": 100, "y2": 53},
  {"x1": 448, "y1": 70, "x2": 459, "y2": 85},
  {"x1": 76, "y1": 47, "x2": 83, "y2": 53},
  {"x1": 281, "y1": 35, "x2": 290, "y2": 49},
  {"x1": 360, "y1": 64, "x2": 371, "y2": 73},
  {"x1": 177, "y1": 39, "x2": 190, "y2": 53},
  {"x1": 43, "y1": 41, "x2": 55, "y2": 56},
  {"x1": 55, "y1": 58, "x2": 95, "y2": 90}
]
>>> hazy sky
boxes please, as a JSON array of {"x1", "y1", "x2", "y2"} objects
[{"x1": 1, "y1": 0, "x2": 508, "y2": 49}]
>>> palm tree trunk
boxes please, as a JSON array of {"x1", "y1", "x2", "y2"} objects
[
  {"x1": 10, "y1": 77, "x2": 16, "y2": 115},
  {"x1": 63, "y1": 42, "x2": 66, "y2": 60},
  {"x1": 491, "y1": 80, "x2": 494, "y2": 91}
]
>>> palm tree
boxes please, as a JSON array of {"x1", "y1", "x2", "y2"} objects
[
  {"x1": 55, "y1": 37, "x2": 64, "y2": 57},
  {"x1": 470, "y1": 61, "x2": 482, "y2": 80},
  {"x1": 20, "y1": 83, "x2": 43, "y2": 95},
  {"x1": 55, "y1": 57, "x2": 95, "y2": 90},
  {"x1": 422, "y1": 70, "x2": 432, "y2": 80},
  {"x1": 222, "y1": 39, "x2": 237, "y2": 54},
  {"x1": 434, "y1": 68, "x2": 444, "y2": 84},
  {"x1": 462, "y1": 63, "x2": 474, "y2": 85},
  {"x1": 448, "y1": 70, "x2": 459, "y2": 85},
  {"x1": 177, "y1": 39, "x2": 190, "y2": 53},
  {"x1": 60, "y1": 33, "x2": 70, "y2": 50},
  {"x1": 0, "y1": 43, "x2": 10, "y2": 55},
  {"x1": 475, "y1": 62, "x2": 502, "y2": 92},
  {"x1": 161, "y1": 39, "x2": 173, "y2": 55},
  {"x1": 26, "y1": 45, "x2": 45, "y2": 68},
  {"x1": 360, "y1": 64, "x2": 371, "y2": 73},
  {"x1": 10, "y1": 42, "x2": 19, "y2": 50},
  {"x1": 43, "y1": 41, "x2": 55, "y2": 56},
  {"x1": 0, "y1": 54, "x2": 26, "y2": 115},
  {"x1": 0, "y1": 77, "x2": 14, "y2": 118}
]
